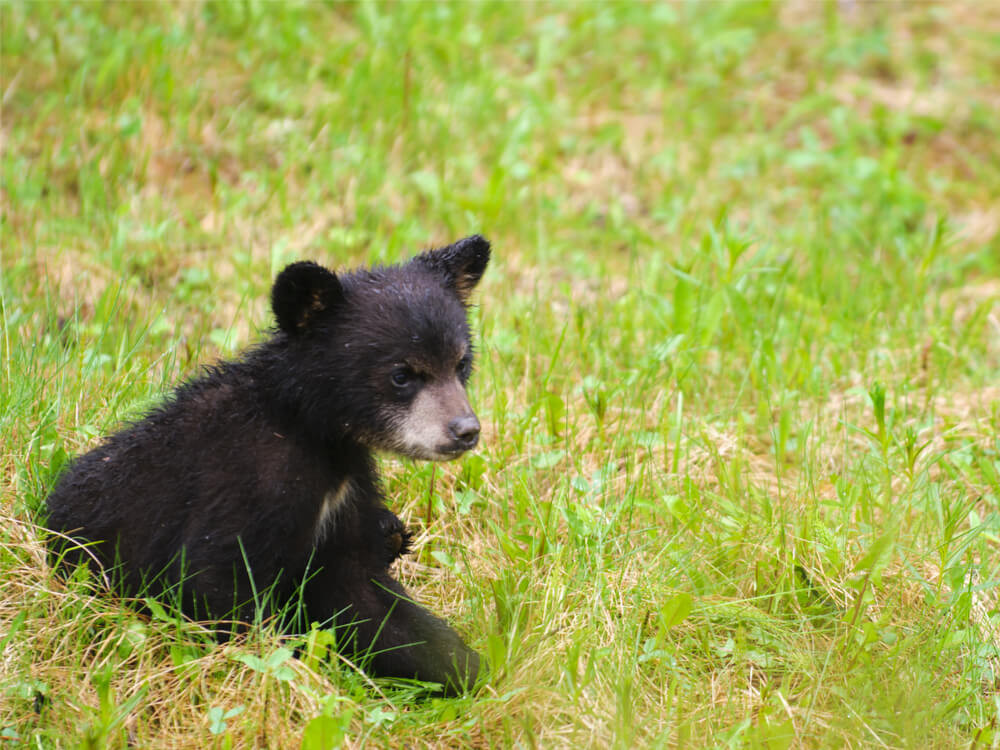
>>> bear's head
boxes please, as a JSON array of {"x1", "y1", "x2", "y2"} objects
[{"x1": 269, "y1": 235, "x2": 490, "y2": 461}]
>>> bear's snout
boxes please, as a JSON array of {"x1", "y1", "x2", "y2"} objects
[
  {"x1": 392, "y1": 378, "x2": 482, "y2": 460},
  {"x1": 448, "y1": 415, "x2": 480, "y2": 450}
]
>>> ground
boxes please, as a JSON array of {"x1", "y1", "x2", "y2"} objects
[{"x1": 2, "y1": 2, "x2": 999, "y2": 747}]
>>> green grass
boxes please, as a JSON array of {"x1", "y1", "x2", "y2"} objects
[{"x1": 3, "y1": 1, "x2": 1000, "y2": 747}]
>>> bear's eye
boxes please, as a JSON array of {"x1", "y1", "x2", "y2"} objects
[
  {"x1": 456, "y1": 356, "x2": 473, "y2": 380},
  {"x1": 391, "y1": 368, "x2": 416, "y2": 388}
]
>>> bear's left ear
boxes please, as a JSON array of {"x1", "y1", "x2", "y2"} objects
[
  {"x1": 271, "y1": 261, "x2": 344, "y2": 335},
  {"x1": 415, "y1": 235, "x2": 491, "y2": 303}
]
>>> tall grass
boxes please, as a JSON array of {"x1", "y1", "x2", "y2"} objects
[{"x1": 3, "y1": 2, "x2": 999, "y2": 747}]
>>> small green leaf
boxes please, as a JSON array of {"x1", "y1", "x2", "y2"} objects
[
  {"x1": 301, "y1": 714, "x2": 348, "y2": 750},
  {"x1": 265, "y1": 647, "x2": 294, "y2": 670},
  {"x1": 853, "y1": 526, "x2": 898, "y2": 575},
  {"x1": 531, "y1": 449, "x2": 566, "y2": 469},
  {"x1": 234, "y1": 653, "x2": 267, "y2": 672},
  {"x1": 430, "y1": 549, "x2": 456, "y2": 570},
  {"x1": 659, "y1": 593, "x2": 693, "y2": 630},
  {"x1": 208, "y1": 705, "x2": 244, "y2": 735}
]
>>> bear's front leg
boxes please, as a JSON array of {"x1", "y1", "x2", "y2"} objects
[
  {"x1": 304, "y1": 511, "x2": 479, "y2": 694},
  {"x1": 305, "y1": 561, "x2": 479, "y2": 694},
  {"x1": 346, "y1": 569, "x2": 480, "y2": 695}
]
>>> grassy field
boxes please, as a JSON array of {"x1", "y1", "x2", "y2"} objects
[{"x1": 3, "y1": 2, "x2": 1000, "y2": 747}]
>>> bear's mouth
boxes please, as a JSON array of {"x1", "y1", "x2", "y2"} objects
[
  {"x1": 417, "y1": 441, "x2": 477, "y2": 462},
  {"x1": 435, "y1": 443, "x2": 476, "y2": 460},
  {"x1": 370, "y1": 437, "x2": 476, "y2": 462}
]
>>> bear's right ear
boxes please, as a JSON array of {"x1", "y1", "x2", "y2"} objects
[{"x1": 271, "y1": 261, "x2": 344, "y2": 335}]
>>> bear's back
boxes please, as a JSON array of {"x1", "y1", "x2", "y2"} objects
[{"x1": 45, "y1": 364, "x2": 355, "y2": 604}]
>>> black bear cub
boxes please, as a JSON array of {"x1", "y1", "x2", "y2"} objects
[{"x1": 45, "y1": 236, "x2": 490, "y2": 694}]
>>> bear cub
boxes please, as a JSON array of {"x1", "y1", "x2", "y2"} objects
[{"x1": 45, "y1": 235, "x2": 490, "y2": 694}]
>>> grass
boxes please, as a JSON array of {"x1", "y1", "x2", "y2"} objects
[{"x1": 2, "y1": 1, "x2": 1000, "y2": 747}]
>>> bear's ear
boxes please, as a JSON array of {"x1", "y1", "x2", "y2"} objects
[
  {"x1": 414, "y1": 235, "x2": 491, "y2": 303},
  {"x1": 271, "y1": 261, "x2": 344, "y2": 335}
]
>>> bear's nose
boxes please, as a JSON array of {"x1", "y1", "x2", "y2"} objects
[{"x1": 448, "y1": 415, "x2": 480, "y2": 447}]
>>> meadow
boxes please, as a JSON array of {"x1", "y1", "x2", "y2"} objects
[{"x1": 2, "y1": 2, "x2": 999, "y2": 747}]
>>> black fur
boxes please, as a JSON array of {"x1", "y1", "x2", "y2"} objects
[{"x1": 45, "y1": 236, "x2": 490, "y2": 694}]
